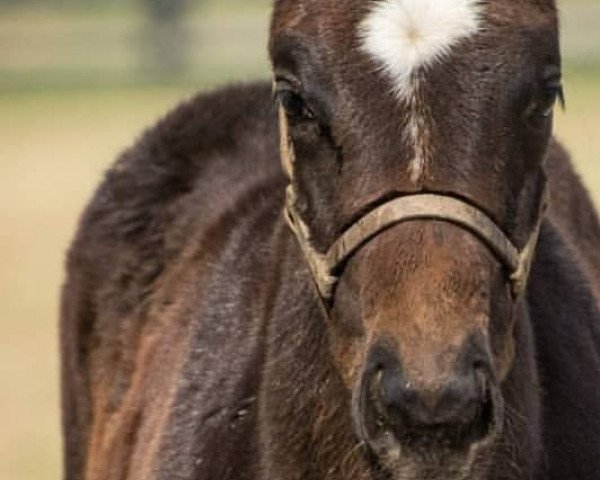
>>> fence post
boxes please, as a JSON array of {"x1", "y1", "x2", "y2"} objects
[{"x1": 140, "y1": 0, "x2": 191, "y2": 80}]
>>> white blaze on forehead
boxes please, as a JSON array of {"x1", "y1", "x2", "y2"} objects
[
  {"x1": 358, "y1": 0, "x2": 483, "y2": 182},
  {"x1": 359, "y1": 0, "x2": 482, "y2": 95}
]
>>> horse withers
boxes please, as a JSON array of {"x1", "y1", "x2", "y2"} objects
[{"x1": 61, "y1": 0, "x2": 600, "y2": 479}]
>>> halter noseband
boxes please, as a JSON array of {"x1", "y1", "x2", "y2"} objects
[{"x1": 279, "y1": 107, "x2": 546, "y2": 306}]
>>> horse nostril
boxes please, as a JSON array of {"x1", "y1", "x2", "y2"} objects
[{"x1": 366, "y1": 365, "x2": 497, "y2": 447}]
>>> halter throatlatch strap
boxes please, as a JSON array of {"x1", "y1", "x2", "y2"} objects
[{"x1": 278, "y1": 105, "x2": 546, "y2": 305}]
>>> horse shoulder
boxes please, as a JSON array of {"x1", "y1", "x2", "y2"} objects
[{"x1": 528, "y1": 219, "x2": 600, "y2": 480}]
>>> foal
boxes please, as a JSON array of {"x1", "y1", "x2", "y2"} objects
[{"x1": 61, "y1": 1, "x2": 600, "y2": 479}]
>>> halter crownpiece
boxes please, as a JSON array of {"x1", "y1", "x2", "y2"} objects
[{"x1": 278, "y1": 107, "x2": 546, "y2": 305}]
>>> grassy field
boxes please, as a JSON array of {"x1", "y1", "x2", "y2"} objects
[{"x1": 0, "y1": 2, "x2": 598, "y2": 480}]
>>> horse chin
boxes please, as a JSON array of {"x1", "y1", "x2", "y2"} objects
[{"x1": 369, "y1": 436, "x2": 498, "y2": 480}]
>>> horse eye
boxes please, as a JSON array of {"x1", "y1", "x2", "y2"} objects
[
  {"x1": 278, "y1": 89, "x2": 314, "y2": 121},
  {"x1": 536, "y1": 80, "x2": 565, "y2": 118}
]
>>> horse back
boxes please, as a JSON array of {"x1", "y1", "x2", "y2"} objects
[
  {"x1": 525, "y1": 140, "x2": 600, "y2": 479},
  {"x1": 546, "y1": 139, "x2": 600, "y2": 294}
]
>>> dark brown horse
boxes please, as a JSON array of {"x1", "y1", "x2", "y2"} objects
[{"x1": 60, "y1": 1, "x2": 600, "y2": 479}]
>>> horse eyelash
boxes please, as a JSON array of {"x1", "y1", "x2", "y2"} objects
[{"x1": 558, "y1": 85, "x2": 566, "y2": 111}]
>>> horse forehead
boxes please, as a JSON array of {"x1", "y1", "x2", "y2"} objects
[
  {"x1": 271, "y1": 0, "x2": 557, "y2": 66},
  {"x1": 358, "y1": 0, "x2": 482, "y2": 95}
]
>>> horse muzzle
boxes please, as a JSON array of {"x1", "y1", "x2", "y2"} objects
[{"x1": 352, "y1": 341, "x2": 503, "y2": 460}]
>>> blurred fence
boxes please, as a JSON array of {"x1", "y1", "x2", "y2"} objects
[
  {"x1": 0, "y1": 0, "x2": 272, "y2": 91},
  {"x1": 0, "y1": 0, "x2": 597, "y2": 92}
]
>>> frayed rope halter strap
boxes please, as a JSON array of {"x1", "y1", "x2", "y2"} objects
[{"x1": 278, "y1": 106, "x2": 547, "y2": 306}]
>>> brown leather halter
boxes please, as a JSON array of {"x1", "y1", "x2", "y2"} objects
[{"x1": 278, "y1": 106, "x2": 546, "y2": 306}]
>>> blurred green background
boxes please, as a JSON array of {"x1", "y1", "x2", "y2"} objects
[{"x1": 0, "y1": 1, "x2": 598, "y2": 479}]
